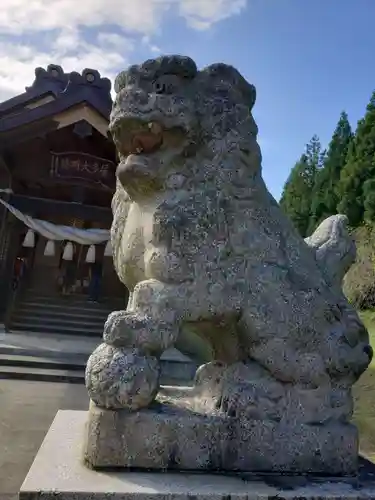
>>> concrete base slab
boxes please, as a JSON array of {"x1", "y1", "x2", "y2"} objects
[{"x1": 19, "y1": 410, "x2": 375, "y2": 500}]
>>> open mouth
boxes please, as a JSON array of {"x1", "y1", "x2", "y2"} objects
[{"x1": 111, "y1": 118, "x2": 186, "y2": 157}]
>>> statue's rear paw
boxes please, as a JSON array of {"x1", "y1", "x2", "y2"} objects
[
  {"x1": 85, "y1": 343, "x2": 160, "y2": 410},
  {"x1": 220, "y1": 381, "x2": 285, "y2": 421},
  {"x1": 218, "y1": 361, "x2": 286, "y2": 421}
]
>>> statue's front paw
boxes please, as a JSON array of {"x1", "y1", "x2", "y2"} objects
[
  {"x1": 85, "y1": 343, "x2": 160, "y2": 410},
  {"x1": 103, "y1": 310, "x2": 176, "y2": 354},
  {"x1": 145, "y1": 248, "x2": 192, "y2": 283}
]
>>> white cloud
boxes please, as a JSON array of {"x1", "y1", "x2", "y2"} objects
[
  {"x1": 150, "y1": 45, "x2": 162, "y2": 54},
  {"x1": 0, "y1": 1, "x2": 164, "y2": 36},
  {"x1": 178, "y1": 0, "x2": 247, "y2": 30},
  {"x1": 52, "y1": 28, "x2": 82, "y2": 53},
  {"x1": 0, "y1": 0, "x2": 246, "y2": 35},
  {"x1": 0, "y1": 0, "x2": 248, "y2": 102},
  {"x1": 97, "y1": 33, "x2": 134, "y2": 52},
  {"x1": 0, "y1": 34, "x2": 132, "y2": 101},
  {"x1": 141, "y1": 36, "x2": 162, "y2": 54}
]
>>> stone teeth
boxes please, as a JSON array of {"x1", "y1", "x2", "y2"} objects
[{"x1": 148, "y1": 122, "x2": 162, "y2": 135}]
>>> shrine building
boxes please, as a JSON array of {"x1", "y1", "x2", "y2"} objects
[{"x1": 0, "y1": 64, "x2": 127, "y2": 336}]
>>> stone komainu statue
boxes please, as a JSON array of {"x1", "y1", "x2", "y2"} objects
[{"x1": 84, "y1": 55, "x2": 372, "y2": 474}]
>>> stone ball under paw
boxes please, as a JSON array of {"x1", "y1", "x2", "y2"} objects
[{"x1": 85, "y1": 343, "x2": 160, "y2": 410}]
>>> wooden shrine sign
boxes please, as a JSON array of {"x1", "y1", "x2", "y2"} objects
[{"x1": 50, "y1": 152, "x2": 115, "y2": 189}]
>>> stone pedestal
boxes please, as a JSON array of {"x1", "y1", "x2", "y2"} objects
[
  {"x1": 83, "y1": 386, "x2": 357, "y2": 475},
  {"x1": 19, "y1": 410, "x2": 375, "y2": 500}
]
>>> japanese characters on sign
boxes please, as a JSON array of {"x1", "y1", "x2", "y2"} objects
[{"x1": 50, "y1": 152, "x2": 115, "y2": 188}]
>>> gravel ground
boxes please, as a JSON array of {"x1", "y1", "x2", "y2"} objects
[{"x1": 0, "y1": 380, "x2": 89, "y2": 500}]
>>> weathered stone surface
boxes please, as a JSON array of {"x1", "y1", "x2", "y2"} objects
[
  {"x1": 85, "y1": 392, "x2": 358, "y2": 474},
  {"x1": 85, "y1": 343, "x2": 160, "y2": 410},
  {"x1": 21, "y1": 410, "x2": 375, "y2": 500},
  {"x1": 102, "y1": 309, "x2": 176, "y2": 352},
  {"x1": 304, "y1": 214, "x2": 356, "y2": 289},
  {"x1": 84, "y1": 55, "x2": 373, "y2": 473}
]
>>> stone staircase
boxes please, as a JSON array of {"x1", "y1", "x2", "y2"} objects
[
  {"x1": 1, "y1": 289, "x2": 198, "y2": 385},
  {"x1": 0, "y1": 352, "x2": 87, "y2": 384},
  {"x1": 8, "y1": 290, "x2": 125, "y2": 337}
]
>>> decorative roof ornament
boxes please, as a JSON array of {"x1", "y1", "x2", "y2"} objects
[
  {"x1": 0, "y1": 65, "x2": 113, "y2": 129},
  {"x1": 64, "y1": 68, "x2": 112, "y2": 108},
  {"x1": 25, "y1": 65, "x2": 112, "y2": 106},
  {"x1": 26, "y1": 64, "x2": 69, "y2": 95}
]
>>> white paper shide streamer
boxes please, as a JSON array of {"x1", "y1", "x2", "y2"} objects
[
  {"x1": 86, "y1": 245, "x2": 96, "y2": 263},
  {"x1": 62, "y1": 242, "x2": 74, "y2": 261},
  {"x1": 0, "y1": 194, "x2": 113, "y2": 257},
  {"x1": 22, "y1": 229, "x2": 35, "y2": 248},
  {"x1": 44, "y1": 240, "x2": 55, "y2": 257},
  {"x1": 104, "y1": 239, "x2": 112, "y2": 257}
]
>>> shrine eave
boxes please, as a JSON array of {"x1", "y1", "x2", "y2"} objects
[
  {"x1": 0, "y1": 117, "x2": 59, "y2": 149},
  {"x1": 0, "y1": 88, "x2": 55, "y2": 115},
  {"x1": 0, "y1": 87, "x2": 112, "y2": 135}
]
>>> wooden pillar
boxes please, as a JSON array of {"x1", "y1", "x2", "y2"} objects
[{"x1": 0, "y1": 215, "x2": 23, "y2": 320}]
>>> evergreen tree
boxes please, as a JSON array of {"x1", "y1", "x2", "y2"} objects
[
  {"x1": 337, "y1": 92, "x2": 375, "y2": 226},
  {"x1": 280, "y1": 154, "x2": 311, "y2": 236},
  {"x1": 363, "y1": 178, "x2": 375, "y2": 220},
  {"x1": 310, "y1": 112, "x2": 353, "y2": 229},
  {"x1": 306, "y1": 134, "x2": 326, "y2": 173},
  {"x1": 280, "y1": 135, "x2": 323, "y2": 236}
]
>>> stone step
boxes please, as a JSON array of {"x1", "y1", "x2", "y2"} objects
[
  {"x1": 15, "y1": 305, "x2": 112, "y2": 320},
  {"x1": 22, "y1": 292, "x2": 125, "y2": 308},
  {"x1": 0, "y1": 337, "x2": 196, "y2": 363},
  {"x1": 0, "y1": 365, "x2": 85, "y2": 384},
  {"x1": 10, "y1": 290, "x2": 125, "y2": 341},
  {"x1": 0, "y1": 341, "x2": 197, "y2": 383},
  {"x1": 160, "y1": 358, "x2": 197, "y2": 381},
  {"x1": 10, "y1": 322, "x2": 103, "y2": 337},
  {"x1": 0, "y1": 353, "x2": 85, "y2": 371},
  {"x1": 19, "y1": 299, "x2": 119, "y2": 312},
  {"x1": 0, "y1": 361, "x2": 194, "y2": 386},
  {"x1": 0, "y1": 345, "x2": 89, "y2": 364},
  {"x1": 11, "y1": 313, "x2": 107, "y2": 329}
]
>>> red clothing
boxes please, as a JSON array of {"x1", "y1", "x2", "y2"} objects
[{"x1": 14, "y1": 258, "x2": 23, "y2": 277}]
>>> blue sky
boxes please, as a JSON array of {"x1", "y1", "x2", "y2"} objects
[{"x1": 0, "y1": 0, "x2": 374, "y2": 199}]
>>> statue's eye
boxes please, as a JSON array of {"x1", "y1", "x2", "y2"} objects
[
  {"x1": 153, "y1": 75, "x2": 181, "y2": 94},
  {"x1": 154, "y1": 79, "x2": 167, "y2": 94}
]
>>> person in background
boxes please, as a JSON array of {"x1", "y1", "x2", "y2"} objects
[
  {"x1": 88, "y1": 259, "x2": 103, "y2": 302},
  {"x1": 12, "y1": 256, "x2": 27, "y2": 290},
  {"x1": 62, "y1": 259, "x2": 76, "y2": 296}
]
